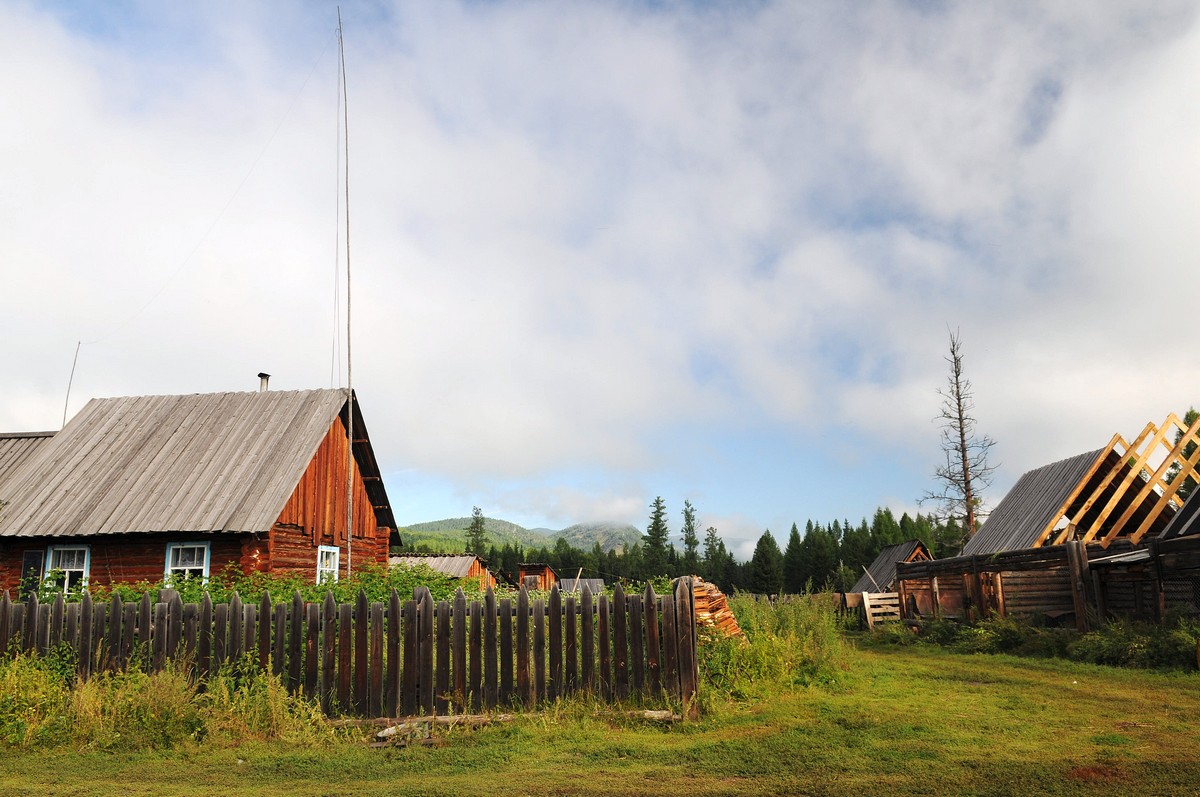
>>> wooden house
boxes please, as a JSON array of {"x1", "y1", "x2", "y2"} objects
[
  {"x1": 518, "y1": 562, "x2": 558, "y2": 591},
  {"x1": 389, "y1": 553, "x2": 496, "y2": 589},
  {"x1": 0, "y1": 388, "x2": 396, "y2": 592}
]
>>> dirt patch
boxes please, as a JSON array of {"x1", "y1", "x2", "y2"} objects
[{"x1": 1069, "y1": 765, "x2": 1122, "y2": 782}]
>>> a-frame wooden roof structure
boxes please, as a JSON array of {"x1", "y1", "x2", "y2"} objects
[
  {"x1": 851, "y1": 539, "x2": 931, "y2": 593},
  {"x1": 963, "y1": 412, "x2": 1200, "y2": 556}
]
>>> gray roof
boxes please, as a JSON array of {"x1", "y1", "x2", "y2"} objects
[
  {"x1": 0, "y1": 389, "x2": 395, "y2": 538},
  {"x1": 0, "y1": 432, "x2": 55, "y2": 488},
  {"x1": 558, "y1": 577, "x2": 605, "y2": 593},
  {"x1": 850, "y1": 540, "x2": 928, "y2": 593},
  {"x1": 1160, "y1": 490, "x2": 1200, "y2": 541},
  {"x1": 390, "y1": 554, "x2": 484, "y2": 578},
  {"x1": 962, "y1": 449, "x2": 1105, "y2": 556}
]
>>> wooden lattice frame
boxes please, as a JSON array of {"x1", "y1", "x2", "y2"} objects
[{"x1": 1033, "y1": 414, "x2": 1200, "y2": 549}]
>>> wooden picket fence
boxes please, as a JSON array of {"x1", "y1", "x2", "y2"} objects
[{"x1": 0, "y1": 579, "x2": 699, "y2": 718}]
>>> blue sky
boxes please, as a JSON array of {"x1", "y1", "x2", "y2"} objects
[{"x1": 3, "y1": 1, "x2": 1200, "y2": 559}]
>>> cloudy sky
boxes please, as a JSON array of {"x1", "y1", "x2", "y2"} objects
[{"x1": 3, "y1": 1, "x2": 1199, "y2": 558}]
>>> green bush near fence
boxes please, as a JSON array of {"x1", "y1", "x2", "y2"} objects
[
  {"x1": 699, "y1": 593, "x2": 851, "y2": 702},
  {"x1": 868, "y1": 613, "x2": 1200, "y2": 670}
]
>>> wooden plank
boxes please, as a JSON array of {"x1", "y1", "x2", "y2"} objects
[
  {"x1": 483, "y1": 588, "x2": 498, "y2": 709},
  {"x1": 49, "y1": 593, "x2": 64, "y2": 649},
  {"x1": 273, "y1": 602, "x2": 287, "y2": 678},
  {"x1": 35, "y1": 603, "x2": 50, "y2": 656},
  {"x1": 338, "y1": 602, "x2": 353, "y2": 712},
  {"x1": 597, "y1": 593, "x2": 610, "y2": 699},
  {"x1": 564, "y1": 593, "x2": 577, "y2": 694},
  {"x1": 548, "y1": 586, "x2": 562, "y2": 702},
  {"x1": 199, "y1": 593, "x2": 212, "y2": 680},
  {"x1": 321, "y1": 593, "x2": 336, "y2": 715},
  {"x1": 304, "y1": 602, "x2": 320, "y2": 699},
  {"x1": 533, "y1": 597, "x2": 546, "y2": 705},
  {"x1": 499, "y1": 597, "x2": 513, "y2": 707},
  {"x1": 21, "y1": 592, "x2": 37, "y2": 654},
  {"x1": 660, "y1": 592, "x2": 678, "y2": 698},
  {"x1": 258, "y1": 593, "x2": 272, "y2": 672},
  {"x1": 644, "y1": 585, "x2": 661, "y2": 695},
  {"x1": 613, "y1": 585, "x2": 628, "y2": 699},
  {"x1": 419, "y1": 590, "x2": 434, "y2": 716},
  {"x1": 452, "y1": 590, "x2": 467, "y2": 713},
  {"x1": 355, "y1": 591, "x2": 369, "y2": 715},
  {"x1": 369, "y1": 601, "x2": 384, "y2": 718},
  {"x1": 152, "y1": 602, "x2": 167, "y2": 671},
  {"x1": 436, "y1": 599, "x2": 450, "y2": 715},
  {"x1": 107, "y1": 594, "x2": 124, "y2": 670},
  {"x1": 213, "y1": 603, "x2": 228, "y2": 669},
  {"x1": 469, "y1": 596, "x2": 482, "y2": 712},
  {"x1": 387, "y1": 590, "x2": 402, "y2": 718},
  {"x1": 0, "y1": 593, "x2": 9, "y2": 656},
  {"x1": 168, "y1": 593, "x2": 183, "y2": 662},
  {"x1": 289, "y1": 592, "x2": 304, "y2": 691},
  {"x1": 629, "y1": 592, "x2": 644, "y2": 696},
  {"x1": 78, "y1": 592, "x2": 93, "y2": 679},
  {"x1": 228, "y1": 592, "x2": 244, "y2": 663},
  {"x1": 675, "y1": 577, "x2": 698, "y2": 715},
  {"x1": 183, "y1": 603, "x2": 198, "y2": 665},
  {"x1": 64, "y1": 602, "x2": 79, "y2": 659},
  {"x1": 516, "y1": 588, "x2": 530, "y2": 707},
  {"x1": 402, "y1": 597, "x2": 418, "y2": 716},
  {"x1": 581, "y1": 587, "x2": 596, "y2": 694}
]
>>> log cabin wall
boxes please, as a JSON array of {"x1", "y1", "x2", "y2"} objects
[
  {"x1": 269, "y1": 417, "x2": 389, "y2": 579},
  {"x1": 0, "y1": 534, "x2": 251, "y2": 592}
]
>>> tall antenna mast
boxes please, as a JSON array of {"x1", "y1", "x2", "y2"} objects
[{"x1": 338, "y1": 8, "x2": 355, "y2": 576}]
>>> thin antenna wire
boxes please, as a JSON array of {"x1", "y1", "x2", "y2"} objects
[
  {"x1": 330, "y1": 40, "x2": 343, "y2": 389},
  {"x1": 339, "y1": 7, "x2": 355, "y2": 575},
  {"x1": 62, "y1": 341, "x2": 82, "y2": 429}
]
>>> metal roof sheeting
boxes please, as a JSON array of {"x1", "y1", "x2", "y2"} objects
[
  {"x1": 0, "y1": 389, "x2": 393, "y2": 538},
  {"x1": 559, "y1": 578, "x2": 606, "y2": 593},
  {"x1": 390, "y1": 554, "x2": 483, "y2": 578},
  {"x1": 850, "y1": 540, "x2": 928, "y2": 593},
  {"x1": 1159, "y1": 491, "x2": 1200, "y2": 541},
  {"x1": 962, "y1": 449, "x2": 1105, "y2": 557}
]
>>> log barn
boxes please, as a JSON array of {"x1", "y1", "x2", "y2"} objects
[
  {"x1": 389, "y1": 553, "x2": 497, "y2": 590},
  {"x1": 0, "y1": 387, "x2": 396, "y2": 592}
]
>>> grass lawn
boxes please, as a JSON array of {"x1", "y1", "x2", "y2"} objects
[{"x1": 3, "y1": 644, "x2": 1199, "y2": 796}]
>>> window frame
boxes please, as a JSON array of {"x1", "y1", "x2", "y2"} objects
[
  {"x1": 45, "y1": 545, "x2": 90, "y2": 590},
  {"x1": 317, "y1": 545, "x2": 340, "y2": 583},
  {"x1": 164, "y1": 541, "x2": 211, "y2": 582}
]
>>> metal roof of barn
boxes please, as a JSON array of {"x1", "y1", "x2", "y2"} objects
[
  {"x1": 559, "y1": 577, "x2": 606, "y2": 593},
  {"x1": 0, "y1": 389, "x2": 395, "y2": 538},
  {"x1": 389, "y1": 554, "x2": 484, "y2": 578},
  {"x1": 962, "y1": 449, "x2": 1106, "y2": 556},
  {"x1": 850, "y1": 539, "x2": 929, "y2": 593}
]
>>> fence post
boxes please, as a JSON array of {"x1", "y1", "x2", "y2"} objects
[
  {"x1": 548, "y1": 585, "x2": 562, "y2": 701},
  {"x1": 674, "y1": 577, "x2": 698, "y2": 718},
  {"x1": 644, "y1": 583, "x2": 661, "y2": 695},
  {"x1": 419, "y1": 589, "x2": 434, "y2": 716},
  {"x1": 453, "y1": 589, "x2": 467, "y2": 713},
  {"x1": 516, "y1": 586, "x2": 530, "y2": 707},
  {"x1": 387, "y1": 589, "x2": 402, "y2": 717}
]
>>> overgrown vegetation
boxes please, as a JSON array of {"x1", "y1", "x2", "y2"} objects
[
  {"x1": 869, "y1": 613, "x2": 1200, "y2": 670},
  {"x1": 28, "y1": 562, "x2": 474, "y2": 607},
  {"x1": 700, "y1": 593, "x2": 851, "y2": 701},
  {"x1": 0, "y1": 648, "x2": 338, "y2": 751}
]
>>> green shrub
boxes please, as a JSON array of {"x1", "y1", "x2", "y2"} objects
[
  {"x1": 0, "y1": 653, "x2": 70, "y2": 746},
  {"x1": 200, "y1": 661, "x2": 335, "y2": 745},
  {"x1": 701, "y1": 594, "x2": 851, "y2": 700}
]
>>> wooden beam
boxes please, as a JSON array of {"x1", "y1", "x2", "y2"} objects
[{"x1": 1036, "y1": 435, "x2": 1125, "y2": 547}]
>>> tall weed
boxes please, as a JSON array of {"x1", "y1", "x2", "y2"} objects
[{"x1": 701, "y1": 594, "x2": 850, "y2": 700}]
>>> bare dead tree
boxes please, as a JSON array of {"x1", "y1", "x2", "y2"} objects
[{"x1": 922, "y1": 329, "x2": 997, "y2": 551}]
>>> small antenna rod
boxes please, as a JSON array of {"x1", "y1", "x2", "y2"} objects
[
  {"x1": 339, "y1": 7, "x2": 355, "y2": 576},
  {"x1": 62, "y1": 340, "x2": 82, "y2": 428}
]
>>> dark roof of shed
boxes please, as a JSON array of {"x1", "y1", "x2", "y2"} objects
[
  {"x1": 1160, "y1": 491, "x2": 1200, "y2": 541},
  {"x1": 962, "y1": 449, "x2": 1105, "y2": 556},
  {"x1": 0, "y1": 389, "x2": 395, "y2": 538},
  {"x1": 389, "y1": 554, "x2": 486, "y2": 578},
  {"x1": 559, "y1": 577, "x2": 605, "y2": 593},
  {"x1": 850, "y1": 540, "x2": 928, "y2": 593}
]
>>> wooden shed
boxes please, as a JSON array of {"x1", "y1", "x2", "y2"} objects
[
  {"x1": 389, "y1": 553, "x2": 496, "y2": 589},
  {"x1": 518, "y1": 562, "x2": 559, "y2": 591},
  {"x1": 0, "y1": 388, "x2": 396, "y2": 592},
  {"x1": 850, "y1": 540, "x2": 931, "y2": 594}
]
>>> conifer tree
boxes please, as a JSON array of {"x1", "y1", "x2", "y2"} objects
[
  {"x1": 466, "y1": 506, "x2": 487, "y2": 557},
  {"x1": 782, "y1": 523, "x2": 805, "y2": 594},
  {"x1": 680, "y1": 500, "x2": 701, "y2": 575},
  {"x1": 642, "y1": 496, "x2": 671, "y2": 577},
  {"x1": 747, "y1": 530, "x2": 783, "y2": 595}
]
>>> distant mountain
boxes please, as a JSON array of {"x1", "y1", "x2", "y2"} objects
[
  {"x1": 552, "y1": 522, "x2": 641, "y2": 553},
  {"x1": 398, "y1": 518, "x2": 642, "y2": 554}
]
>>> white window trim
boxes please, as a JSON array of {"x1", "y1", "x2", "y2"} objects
[
  {"x1": 45, "y1": 544, "x2": 90, "y2": 589},
  {"x1": 317, "y1": 545, "x2": 340, "y2": 583},
  {"x1": 165, "y1": 541, "x2": 211, "y2": 581}
]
